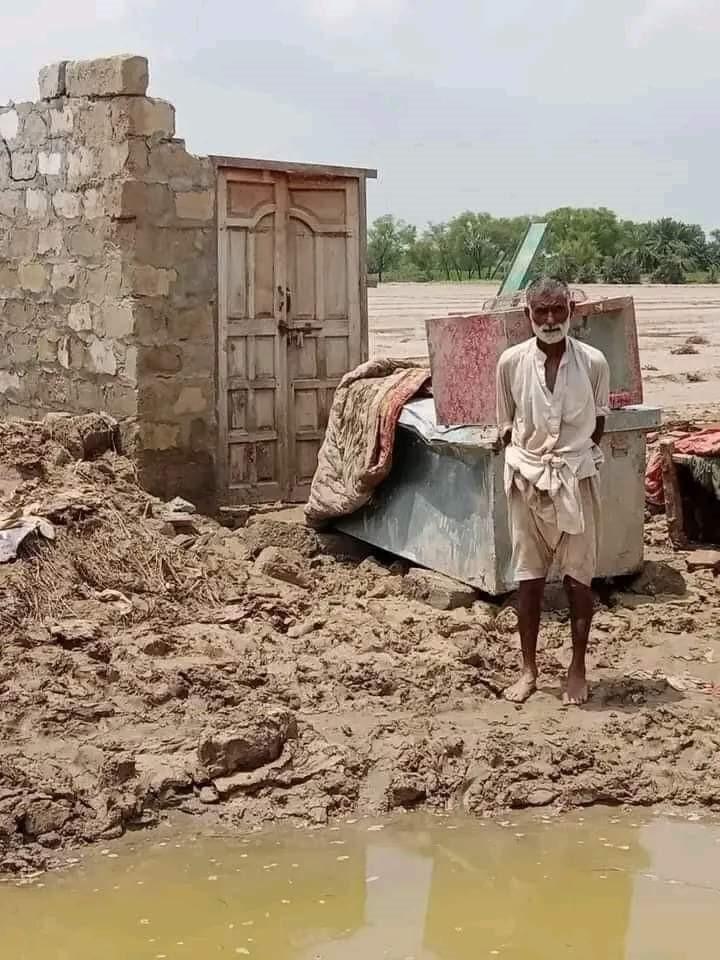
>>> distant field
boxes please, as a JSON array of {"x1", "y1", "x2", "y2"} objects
[{"x1": 369, "y1": 282, "x2": 720, "y2": 419}]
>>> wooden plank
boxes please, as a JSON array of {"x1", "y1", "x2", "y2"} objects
[
  {"x1": 660, "y1": 439, "x2": 688, "y2": 548},
  {"x1": 358, "y1": 176, "x2": 369, "y2": 362},
  {"x1": 216, "y1": 172, "x2": 230, "y2": 496},
  {"x1": 346, "y1": 180, "x2": 362, "y2": 369},
  {"x1": 275, "y1": 175, "x2": 290, "y2": 502},
  {"x1": 212, "y1": 156, "x2": 377, "y2": 180}
]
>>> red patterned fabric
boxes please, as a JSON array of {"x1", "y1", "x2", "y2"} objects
[{"x1": 646, "y1": 427, "x2": 720, "y2": 508}]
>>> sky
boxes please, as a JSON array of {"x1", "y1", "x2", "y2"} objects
[{"x1": 2, "y1": 0, "x2": 719, "y2": 229}]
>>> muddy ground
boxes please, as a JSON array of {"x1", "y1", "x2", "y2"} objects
[{"x1": 1, "y1": 408, "x2": 719, "y2": 876}]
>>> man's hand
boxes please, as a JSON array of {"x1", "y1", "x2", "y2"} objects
[{"x1": 591, "y1": 416, "x2": 605, "y2": 446}]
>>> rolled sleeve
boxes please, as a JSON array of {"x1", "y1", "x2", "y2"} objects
[
  {"x1": 592, "y1": 355, "x2": 610, "y2": 417},
  {"x1": 496, "y1": 356, "x2": 515, "y2": 434}
]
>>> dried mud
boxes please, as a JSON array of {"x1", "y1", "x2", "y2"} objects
[{"x1": 1, "y1": 416, "x2": 719, "y2": 876}]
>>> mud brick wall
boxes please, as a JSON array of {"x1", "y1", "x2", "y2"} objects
[{"x1": 0, "y1": 56, "x2": 217, "y2": 506}]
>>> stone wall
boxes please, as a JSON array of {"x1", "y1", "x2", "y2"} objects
[{"x1": 0, "y1": 55, "x2": 217, "y2": 506}]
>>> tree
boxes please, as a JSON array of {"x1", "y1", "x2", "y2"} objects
[
  {"x1": 367, "y1": 215, "x2": 416, "y2": 282},
  {"x1": 544, "y1": 236, "x2": 601, "y2": 283},
  {"x1": 545, "y1": 207, "x2": 622, "y2": 259},
  {"x1": 603, "y1": 251, "x2": 642, "y2": 284}
]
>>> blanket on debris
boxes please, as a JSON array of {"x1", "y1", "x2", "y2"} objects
[
  {"x1": 305, "y1": 358, "x2": 431, "y2": 528},
  {"x1": 646, "y1": 426, "x2": 720, "y2": 508}
]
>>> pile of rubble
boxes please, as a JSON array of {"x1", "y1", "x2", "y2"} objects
[{"x1": 1, "y1": 414, "x2": 719, "y2": 875}]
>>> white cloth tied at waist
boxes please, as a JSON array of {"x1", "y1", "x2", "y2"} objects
[{"x1": 504, "y1": 443, "x2": 604, "y2": 536}]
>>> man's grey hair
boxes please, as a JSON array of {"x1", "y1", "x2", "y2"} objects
[{"x1": 525, "y1": 276, "x2": 571, "y2": 306}]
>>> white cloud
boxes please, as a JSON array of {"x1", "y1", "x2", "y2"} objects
[
  {"x1": 302, "y1": 0, "x2": 406, "y2": 24},
  {"x1": 626, "y1": 0, "x2": 719, "y2": 46}
]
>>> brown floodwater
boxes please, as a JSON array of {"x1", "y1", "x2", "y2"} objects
[{"x1": 2, "y1": 809, "x2": 719, "y2": 959}]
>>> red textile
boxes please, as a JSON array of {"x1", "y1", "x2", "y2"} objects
[{"x1": 646, "y1": 427, "x2": 720, "y2": 508}]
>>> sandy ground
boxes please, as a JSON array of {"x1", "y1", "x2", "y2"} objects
[{"x1": 369, "y1": 282, "x2": 720, "y2": 421}]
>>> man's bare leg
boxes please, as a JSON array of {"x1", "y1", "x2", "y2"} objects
[
  {"x1": 504, "y1": 578, "x2": 545, "y2": 702},
  {"x1": 563, "y1": 576, "x2": 592, "y2": 704}
]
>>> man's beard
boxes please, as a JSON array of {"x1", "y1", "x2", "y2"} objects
[{"x1": 531, "y1": 318, "x2": 569, "y2": 344}]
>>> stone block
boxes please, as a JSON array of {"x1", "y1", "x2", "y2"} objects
[
  {"x1": 49, "y1": 106, "x2": 74, "y2": 136},
  {"x1": 0, "y1": 109, "x2": 19, "y2": 141},
  {"x1": 0, "y1": 189, "x2": 23, "y2": 217},
  {"x1": 68, "y1": 225, "x2": 103, "y2": 258},
  {"x1": 175, "y1": 190, "x2": 214, "y2": 221},
  {"x1": 173, "y1": 385, "x2": 209, "y2": 415},
  {"x1": 83, "y1": 258, "x2": 122, "y2": 303},
  {"x1": 38, "y1": 62, "x2": 67, "y2": 100},
  {"x1": 168, "y1": 305, "x2": 210, "y2": 340},
  {"x1": 38, "y1": 151, "x2": 63, "y2": 176},
  {"x1": 0, "y1": 371, "x2": 21, "y2": 394},
  {"x1": 147, "y1": 141, "x2": 204, "y2": 183},
  {"x1": 253, "y1": 546, "x2": 311, "y2": 589},
  {"x1": 67, "y1": 148, "x2": 95, "y2": 187},
  {"x1": 103, "y1": 382, "x2": 138, "y2": 419},
  {"x1": 630, "y1": 560, "x2": 686, "y2": 597},
  {"x1": 107, "y1": 180, "x2": 173, "y2": 221},
  {"x1": 38, "y1": 225, "x2": 64, "y2": 255},
  {"x1": 686, "y1": 550, "x2": 720, "y2": 574},
  {"x1": 18, "y1": 262, "x2": 48, "y2": 293},
  {"x1": 68, "y1": 303, "x2": 92, "y2": 332},
  {"x1": 51, "y1": 262, "x2": 80, "y2": 294},
  {"x1": 26, "y1": 189, "x2": 48, "y2": 220},
  {"x1": 124, "y1": 263, "x2": 175, "y2": 297},
  {"x1": 141, "y1": 345, "x2": 183, "y2": 374},
  {"x1": 102, "y1": 300, "x2": 135, "y2": 338},
  {"x1": 403, "y1": 567, "x2": 477, "y2": 610},
  {"x1": 139, "y1": 377, "x2": 182, "y2": 414},
  {"x1": 143, "y1": 422, "x2": 180, "y2": 451},
  {"x1": 83, "y1": 188, "x2": 104, "y2": 220},
  {"x1": 0, "y1": 264, "x2": 19, "y2": 290},
  {"x1": 22, "y1": 111, "x2": 49, "y2": 147},
  {"x1": 178, "y1": 340, "x2": 213, "y2": 378},
  {"x1": 3, "y1": 301, "x2": 36, "y2": 329},
  {"x1": 65, "y1": 55, "x2": 149, "y2": 98},
  {"x1": 110, "y1": 97, "x2": 175, "y2": 139},
  {"x1": 3, "y1": 226, "x2": 37, "y2": 259},
  {"x1": 11, "y1": 152, "x2": 37, "y2": 180},
  {"x1": 6, "y1": 331, "x2": 35, "y2": 365},
  {"x1": 53, "y1": 190, "x2": 82, "y2": 219},
  {"x1": 37, "y1": 333, "x2": 59, "y2": 363},
  {"x1": 122, "y1": 344, "x2": 138, "y2": 383},
  {"x1": 88, "y1": 337, "x2": 117, "y2": 376}
]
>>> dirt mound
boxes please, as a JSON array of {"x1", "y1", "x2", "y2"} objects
[{"x1": 1, "y1": 416, "x2": 720, "y2": 875}]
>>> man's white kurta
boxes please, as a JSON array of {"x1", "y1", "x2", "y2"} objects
[{"x1": 497, "y1": 336, "x2": 610, "y2": 583}]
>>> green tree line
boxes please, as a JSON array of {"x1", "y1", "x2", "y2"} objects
[{"x1": 367, "y1": 208, "x2": 720, "y2": 285}]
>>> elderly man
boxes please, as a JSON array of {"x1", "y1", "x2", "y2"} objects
[{"x1": 496, "y1": 277, "x2": 610, "y2": 705}]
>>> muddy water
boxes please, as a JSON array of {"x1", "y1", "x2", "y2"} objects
[{"x1": 2, "y1": 811, "x2": 720, "y2": 959}]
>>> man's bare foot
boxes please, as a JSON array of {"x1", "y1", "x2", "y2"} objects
[
  {"x1": 562, "y1": 666, "x2": 588, "y2": 705},
  {"x1": 503, "y1": 670, "x2": 537, "y2": 703}
]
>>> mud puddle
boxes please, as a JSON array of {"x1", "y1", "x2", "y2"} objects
[{"x1": 2, "y1": 810, "x2": 720, "y2": 959}]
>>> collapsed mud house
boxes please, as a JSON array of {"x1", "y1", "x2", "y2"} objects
[{"x1": 0, "y1": 55, "x2": 375, "y2": 510}]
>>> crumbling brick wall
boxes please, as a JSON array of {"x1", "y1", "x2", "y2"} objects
[{"x1": 0, "y1": 55, "x2": 217, "y2": 506}]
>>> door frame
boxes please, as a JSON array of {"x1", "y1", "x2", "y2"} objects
[{"x1": 215, "y1": 158, "x2": 376, "y2": 505}]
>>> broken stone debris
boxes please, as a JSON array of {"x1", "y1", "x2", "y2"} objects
[{"x1": 403, "y1": 567, "x2": 477, "y2": 610}]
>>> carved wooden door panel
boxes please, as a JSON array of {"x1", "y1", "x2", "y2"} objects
[
  {"x1": 218, "y1": 167, "x2": 364, "y2": 503},
  {"x1": 285, "y1": 177, "x2": 362, "y2": 501},
  {"x1": 218, "y1": 170, "x2": 287, "y2": 503}
]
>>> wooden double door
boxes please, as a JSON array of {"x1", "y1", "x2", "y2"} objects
[{"x1": 217, "y1": 163, "x2": 369, "y2": 503}]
